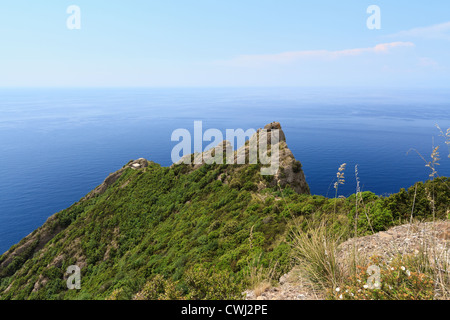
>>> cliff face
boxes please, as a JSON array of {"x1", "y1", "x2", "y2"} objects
[
  {"x1": 260, "y1": 122, "x2": 309, "y2": 195},
  {"x1": 173, "y1": 121, "x2": 310, "y2": 195}
]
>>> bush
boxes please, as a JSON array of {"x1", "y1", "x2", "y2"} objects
[
  {"x1": 133, "y1": 274, "x2": 184, "y2": 300},
  {"x1": 184, "y1": 266, "x2": 244, "y2": 300},
  {"x1": 292, "y1": 161, "x2": 302, "y2": 173},
  {"x1": 242, "y1": 181, "x2": 257, "y2": 191}
]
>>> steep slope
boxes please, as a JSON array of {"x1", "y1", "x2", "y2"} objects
[
  {"x1": 0, "y1": 158, "x2": 154, "y2": 277},
  {"x1": 0, "y1": 122, "x2": 310, "y2": 300},
  {"x1": 0, "y1": 122, "x2": 448, "y2": 300},
  {"x1": 173, "y1": 121, "x2": 309, "y2": 194}
]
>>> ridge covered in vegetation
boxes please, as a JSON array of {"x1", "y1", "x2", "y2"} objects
[{"x1": 0, "y1": 124, "x2": 448, "y2": 300}]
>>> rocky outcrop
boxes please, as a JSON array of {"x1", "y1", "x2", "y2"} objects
[
  {"x1": 337, "y1": 221, "x2": 450, "y2": 267},
  {"x1": 173, "y1": 122, "x2": 310, "y2": 195},
  {"x1": 262, "y1": 123, "x2": 308, "y2": 194}
]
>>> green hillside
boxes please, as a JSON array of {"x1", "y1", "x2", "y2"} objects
[{"x1": 0, "y1": 124, "x2": 448, "y2": 300}]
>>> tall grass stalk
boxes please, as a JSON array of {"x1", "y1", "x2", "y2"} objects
[
  {"x1": 353, "y1": 165, "x2": 361, "y2": 275},
  {"x1": 289, "y1": 220, "x2": 345, "y2": 291},
  {"x1": 244, "y1": 253, "x2": 279, "y2": 297},
  {"x1": 405, "y1": 125, "x2": 449, "y2": 299},
  {"x1": 333, "y1": 163, "x2": 346, "y2": 216}
]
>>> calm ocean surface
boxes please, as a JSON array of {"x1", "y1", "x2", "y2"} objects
[{"x1": 0, "y1": 87, "x2": 449, "y2": 253}]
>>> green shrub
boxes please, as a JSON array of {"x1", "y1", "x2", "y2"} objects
[{"x1": 184, "y1": 266, "x2": 244, "y2": 300}]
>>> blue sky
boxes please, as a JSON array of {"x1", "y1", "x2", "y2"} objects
[{"x1": 1, "y1": 1, "x2": 450, "y2": 87}]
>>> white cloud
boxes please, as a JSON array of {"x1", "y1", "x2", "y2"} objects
[
  {"x1": 388, "y1": 21, "x2": 450, "y2": 40},
  {"x1": 219, "y1": 42, "x2": 415, "y2": 66}
]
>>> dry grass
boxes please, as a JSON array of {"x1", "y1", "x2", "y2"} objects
[
  {"x1": 289, "y1": 126, "x2": 450, "y2": 299},
  {"x1": 289, "y1": 220, "x2": 346, "y2": 291},
  {"x1": 244, "y1": 253, "x2": 279, "y2": 297},
  {"x1": 272, "y1": 126, "x2": 450, "y2": 300},
  {"x1": 406, "y1": 127, "x2": 450, "y2": 299},
  {"x1": 252, "y1": 281, "x2": 272, "y2": 297}
]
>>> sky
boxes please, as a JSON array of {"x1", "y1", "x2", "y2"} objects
[{"x1": 0, "y1": 0, "x2": 450, "y2": 87}]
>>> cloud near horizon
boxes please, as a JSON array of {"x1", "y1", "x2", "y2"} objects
[
  {"x1": 388, "y1": 21, "x2": 450, "y2": 40},
  {"x1": 218, "y1": 42, "x2": 415, "y2": 67}
]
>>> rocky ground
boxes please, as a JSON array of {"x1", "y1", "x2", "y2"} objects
[
  {"x1": 337, "y1": 221, "x2": 449, "y2": 268},
  {"x1": 245, "y1": 220, "x2": 449, "y2": 300},
  {"x1": 244, "y1": 267, "x2": 323, "y2": 300}
]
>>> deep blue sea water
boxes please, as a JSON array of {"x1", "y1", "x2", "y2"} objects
[{"x1": 1, "y1": 87, "x2": 449, "y2": 254}]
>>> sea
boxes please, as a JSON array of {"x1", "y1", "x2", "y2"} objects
[{"x1": 0, "y1": 87, "x2": 449, "y2": 254}]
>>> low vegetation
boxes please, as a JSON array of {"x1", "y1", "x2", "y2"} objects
[{"x1": 0, "y1": 126, "x2": 448, "y2": 300}]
